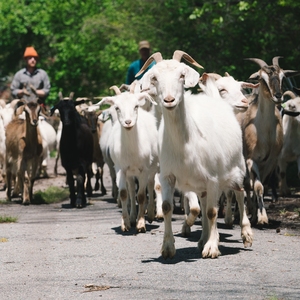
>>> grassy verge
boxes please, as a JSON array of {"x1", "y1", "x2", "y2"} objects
[
  {"x1": 32, "y1": 186, "x2": 69, "y2": 204},
  {"x1": 0, "y1": 215, "x2": 17, "y2": 223}
]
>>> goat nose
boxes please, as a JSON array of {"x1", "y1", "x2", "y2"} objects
[
  {"x1": 125, "y1": 120, "x2": 131, "y2": 125},
  {"x1": 164, "y1": 95, "x2": 175, "y2": 103},
  {"x1": 33, "y1": 119, "x2": 38, "y2": 125},
  {"x1": 275, "y1": 92, "x2": 282, "y2": 100}
]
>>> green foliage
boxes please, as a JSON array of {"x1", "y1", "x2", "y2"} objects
[{"x1": 0, "y1": 0, "x2": 300, "y2": 106}]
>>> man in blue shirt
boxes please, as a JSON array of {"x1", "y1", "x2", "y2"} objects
[
  {"x1": 11, "y1": 46, "x2": 51, "y2": 105},
  {"x1": 126, "y1": 41, "x2": 155, "y2": 85}
]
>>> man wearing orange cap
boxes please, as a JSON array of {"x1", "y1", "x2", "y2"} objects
[
  {"x1": 11, "y1": 46, "x2": 50, "y2": 104},
  {"x1": 126, "y1": 40, "x2": 155, "y2": 85}
]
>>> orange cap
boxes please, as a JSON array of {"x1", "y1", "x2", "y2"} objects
[{"x1": 23, "y1": 47, "x2": 38, "y2": 58}]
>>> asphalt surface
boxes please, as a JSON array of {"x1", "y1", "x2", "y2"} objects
[{"x1": 1, "y1": 162, "x2": 300, "y2": 300}]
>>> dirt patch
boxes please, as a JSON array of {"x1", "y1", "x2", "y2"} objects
[{"x1": 266, "y1": 196, "x2": 300, "y2": 231}]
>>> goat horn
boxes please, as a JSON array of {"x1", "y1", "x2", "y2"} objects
[
  {"x1": 58, "y1": 91, "x2": 63, "y2": 101},
  {"x1": 224, "y1": 72, "x2": 230, "y2": 77},
  {"x1": 109, "y1": 85, "x2": 121, "y2": 95},
  {"x1": 172, "y1": 50, "x2": 203, "y2": 69},
  {"x1": 245, "y1": 58, "x2": 268, "y2": 68},
  {"x1": 69, "y1": 92, "x2": 74, "y2": 100},
  {"x1": 272, "y1": 56, "x2": 283, "y2": 67},
  {"x1": 283, "y1": 90, "x2": 296, "y2": 99},
  {"x1": 135, "y1": 52, "x2": 163, "y2": 78},
  {"x1": 119, "y1": 84, "x2": 130, "y2": 92}
]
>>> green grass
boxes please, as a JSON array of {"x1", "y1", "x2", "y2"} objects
[
  {"x1": 31, "y1": 186, "x2": 69, "y2": 204},
  {"x1": 50, "y1": 150, "x2": 57, "y2": 158},
  {"x1": 0, "y1": 215, "x2": 17, "y2": 223}
]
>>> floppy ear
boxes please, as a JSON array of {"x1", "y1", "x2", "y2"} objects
[
  {"x1": 140, "y1": 70, "x2": 153, "y2": 92},
  {"x1": 241, "y1": 82, "x2": 260, "y2": 89},
  {"x1": 183, "y1": 65, "x2": 200, "y2": 88},
  {"x1": 95, "y1": 97, "x2": 115, "y2": 106},
  {"x1": 248, "y1": 71, "x2": 260, "y2": 81}
]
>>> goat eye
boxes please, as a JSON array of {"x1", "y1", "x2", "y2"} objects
[
  {"x1": 151, "y1": 76, "x2": 157, "y2": 82},
  {"x1": 219, "y1": 89, "x2": 227, "y2": 95},
  {"x1": 180, "y1": 74, "x2": 185, "y2": 80},
  {"x1": 115, "y1": 106, "x2": 120, "y2": 111},
  {"x1": 134, "y1": 105, "x2": 138, "y2": 110}
]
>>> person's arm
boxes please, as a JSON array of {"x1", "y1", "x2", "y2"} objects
[
  {"x1": 10, "y1": 71, "x2": 24, "y2": 99},
  {"x1": 36, "y1": 70, "x2": 50, "y2": 98}
]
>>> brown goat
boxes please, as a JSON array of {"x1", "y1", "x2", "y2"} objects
[
  {"x1": 5, "y1": 101, "x2": 43, "y2": 204},
  {"x1": 238, "y1": 57, "x2": 299, "y2": 225},
  {"x1": 81, "y1": 108, "x2": 106, "y2": 195}
]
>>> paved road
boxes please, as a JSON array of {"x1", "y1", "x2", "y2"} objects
[{"x1": 1, "y1": 163, "x2": 300, "y2": 299}]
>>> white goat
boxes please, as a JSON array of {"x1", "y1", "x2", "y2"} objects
[
  {"x1": 278, "y1": 90, "x2": 300, "y2": 195},
  {"x1": 54, "y1": 120, "x2": 62, "y2": 176},
  {"x1": 96, "y1": 86, "x2": 159, "y2": 233},
  {"x1": 199, "y1": 72, "x2": 259, "y2": 226},
  {"x1": 138, "y1": 50, "x2": 253, "y2": 259},
  {"x1": 37, "y1": 116, "x2": 57, "y2": 178},
  {"x1": 99, "y1": 106, "x2": 119, "y2": 204}
]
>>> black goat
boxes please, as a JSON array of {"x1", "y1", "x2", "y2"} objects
[{"x1": 50, "y1": 92, "x2": 93, "y2": 208}]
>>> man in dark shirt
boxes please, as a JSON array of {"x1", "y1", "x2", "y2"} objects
[
  {"x1": 126, "y1": 40, "x2": 155, "y2": 85},
  {"x1": 11, "y1": 46, "x2": 51, "y2": 105}
]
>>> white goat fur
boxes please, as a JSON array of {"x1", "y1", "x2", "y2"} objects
[
  {"x1": 199, "y1": 73, "x2": 259, "y2": 226},
  {"x1": 141, "y1": 53, "x2": 253, "y2": 258},
  {"x1": 38, "y1": 116, "x2": 57, "y2": 177},
  {"x1": 99, "y1": 108, "x2": 119, "y2": 203},
  {"x1": 96, "y1": 90, "x2": 159, "y2": 233},
  {"x1": 278, "y1": 92, "x2": 300, "y2": 195}
]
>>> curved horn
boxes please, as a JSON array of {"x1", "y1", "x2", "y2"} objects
[
  {"x1": 58, "y1": 91, "x2": 63, "y2": 101},
  {"x1": 109, "y1": 85, "x2": 121, "y2": 95},
  {"x1": 172, "y1": 50, "x2": 203, "y2": 69},
  {"x1": 69, "y1": 92, "x2": 74, "y2": 100},
  {"x1": 272, "y1": 56, "x2": 283, "y2": 67},
  {"x1": 245, "y1": 58, "x2": 268, "y2": 68},
  {"x1": 283, "y1": 90, "x2": 296, "y2": 99},
  {"x1": 224, "y1": 72, "x2": 230, "y2": 77},
  {"x1": 135, "y1": 52, "x2": 163, "y2": 78}
]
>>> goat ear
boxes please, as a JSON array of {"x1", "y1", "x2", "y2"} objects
[
  {"x1": 14, "y1": 102, "x2": 25, "y2": 116},
  {"x1": 74, "y1": 99, "x2": 85, "y2": 107},
  {"x1": 241, "y1": 82, "x2": 260, "y2": 89},
  {"x1": 183, "y1": 66, "x2": 200, "y2": 88},
  {"x1": 58, "y1": 92, "x2": 63, "y2": 100},
  {"x1": 139, "y1": 71, "x2": 153, "y2": 92},
  {"x1": 199, "y1": 73, "x2": 209, "y2": 85},
  {"x1": 95, "y1": 97, "x2": 115, "y2": 107},
  {"x1": 284, "y1": 70, "x2": 300, "y2": 78},
  {"x1": 248, "y1": 72, "x2": 260, "y2": 80}
]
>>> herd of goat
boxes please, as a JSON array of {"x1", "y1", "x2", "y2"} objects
[{"x1": 1, "y1": 50, "x2": 300, "y2": 259}]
